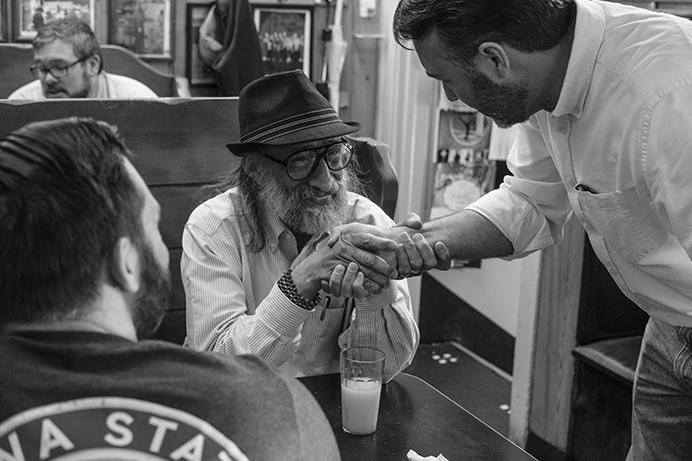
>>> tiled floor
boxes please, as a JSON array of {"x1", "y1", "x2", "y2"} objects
[{"x1": 404, "y1": 341, "x2": 512, "y2": 436}]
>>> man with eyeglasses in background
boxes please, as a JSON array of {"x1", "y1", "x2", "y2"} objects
[
  {"x1": 8, "y1": 18, "x2": 157, "y2": 99},
  {"x1": 182, "y1": 70, "x2": 446, "y2": 380}
]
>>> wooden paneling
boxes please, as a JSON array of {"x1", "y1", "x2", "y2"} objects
[
  {"x1": 152, "y1": 185, "x2": 210, "y2": 249},
  {"x1": 168, "y1": 249, "x2": 185, "y2": 312},
  {"x1": 0, "y1": 43, "x2": 181, "y2": 98},
  {"x1": 0, "y1": 98, "x2": 240, "y2": 184},
  {"x1": 576, "y1": 239, "x2": 648, "y2": 344},
  {"x1": 529, "y1": 216, "x2": 585, "y2": 451}
]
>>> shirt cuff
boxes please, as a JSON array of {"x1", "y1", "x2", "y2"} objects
[
  {"x1": 466, "y1": 187, "x2": 557, "y2": 257},
  {"x1": 354, "y1": 283, "x2": 397, "y2": 313},
  {"x1": 255, "y1": 284, "x2": 314, "y2": 337}
]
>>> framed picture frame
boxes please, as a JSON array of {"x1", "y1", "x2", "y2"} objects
[
  {"x1": 251, "y1": 4, "x2": 312, "y2": 77},
  {"x1": 185, "y1": 3, "x2": 216, "y2": 86},
  {"x1": 14, "y1": 0, "x2": 95, "y2": 41},
  {"x1": 108, "y1": 0, "x2": 172, "y2": 59},
  {"x1": 0, "y1": 1, "x2": 7, "y2": 42}
]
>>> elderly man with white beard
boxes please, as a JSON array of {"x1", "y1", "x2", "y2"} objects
[{"x1": 182, "y1": 70, "x2": 445, "y2": 380}]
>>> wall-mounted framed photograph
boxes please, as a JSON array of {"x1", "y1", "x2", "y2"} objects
[
  {"x1": 185, "y1": 2, "x2": 216, "y2": 86},
  {"x1": 14, "y1": 0, "x2": 95, "y2": 41},
  {"x1": 0, "y1": 1, "x2": 7, "y2": 42},
  {"x1": 108, "y1": 0, "x2": 172, "y2": 59},
  {"x1": 251, "y1": 4, "x2": 312, "y2": 77}
]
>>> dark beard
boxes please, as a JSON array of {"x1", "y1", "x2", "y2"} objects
[
  {"x1": 131, "y1": 242, "x2": 170, "y2": 340},
  {"x1": 470, "y1": 69, "x2": 531, "y2": 128}
]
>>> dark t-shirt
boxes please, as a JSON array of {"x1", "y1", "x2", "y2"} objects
[{"x1": 0, "y1": 330, "x2": 341, "y2": 461}]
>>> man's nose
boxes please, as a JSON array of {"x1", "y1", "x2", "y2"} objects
[
  {"x1": 308, "y1": 158, "x2": 333, "y2": 190},
  {"x1": 43, "y1": 72, "x2": 59, "y2": 84}
]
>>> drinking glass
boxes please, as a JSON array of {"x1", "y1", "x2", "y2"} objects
[{"x1": 340, "y1": 347, "x2": 385, "y2": 435}]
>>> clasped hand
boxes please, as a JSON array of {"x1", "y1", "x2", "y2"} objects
[
  {"x1": 290, "y1": 232, "x2": 399, "y2": 300},
  {"x1": 292, "y1": 214, "x2": 450, "y2": 300},
  {"x1": 327, "y1": 213, "x2": 450, "y2": 279}
]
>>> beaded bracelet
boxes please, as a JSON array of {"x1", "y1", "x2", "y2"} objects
[{"x1": 277, "y1": 269, "x2": 321, "y2": 311}]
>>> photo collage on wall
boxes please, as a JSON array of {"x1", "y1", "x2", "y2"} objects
[
  {"x1": 109, "y1": 0, "x2": 170, "y2": 57},
  {"x1": 429, "y1": 109, "x2": 494, "y2": 220},
  {"x1": 19, "y1": 0, "x2": 93, "y2": 40},
  {"x1": 252, "y1": 5, "x2": 311, "y2": 77}
]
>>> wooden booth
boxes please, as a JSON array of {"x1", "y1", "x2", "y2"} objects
[{"x1": 0, "y1": 97, "x2": 398, "y2": 345}]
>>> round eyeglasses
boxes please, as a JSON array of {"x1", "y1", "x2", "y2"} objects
[
  {"x1": 263, "y1": 140, "x2": 355, "y2": 181},
  {"x1": 30, "y1": 56, "x2": 89, "y2": 79}
]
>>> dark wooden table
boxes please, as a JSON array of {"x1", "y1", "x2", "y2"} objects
[{"x1": 299, "y1": 372, "x2": 536, "y2": 461}]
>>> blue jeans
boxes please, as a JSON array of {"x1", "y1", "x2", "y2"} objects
[{"x1": 626, "y1": 318, "x2": 692, "y2": 461}]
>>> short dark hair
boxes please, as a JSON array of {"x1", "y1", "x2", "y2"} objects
[
  {"x1": 0, "y1": 118, "x2": 143, "y2": 325},
  {"x1": 393, "y1": 0, "x2": 576, "y2": 63},
  {"x1": 34, "y1": 18, "x2": 104, "y2": 73}
]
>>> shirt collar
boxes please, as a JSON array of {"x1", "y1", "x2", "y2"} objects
[
  {"x1": 551, "y1": 0, "x2": 605, "y2": 118},
  {"x1": 263, "y1": 207, "x2": 333, "y2": 254},
  {"x1": 264, "y1": 210, "x2": 290, "y2": 253}
]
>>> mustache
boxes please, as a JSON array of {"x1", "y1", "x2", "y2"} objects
[
  {"x1": 294, "y1": 184, "x2": 340, "y2": 201},
  {"x1": 44, "y1": 85, "x2": 65, "y2": 93}
]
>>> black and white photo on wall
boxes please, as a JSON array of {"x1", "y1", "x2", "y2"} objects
[
  {"x1": 108, "y1": 0, "x2": 171, "y2": 58},
  {"x1": 14, "y1": 0, "x2": 94, "y2": 41},
  {"x1": 251, "y1": 3, "x2": 312, "y2": 77},
  {"x1": 0, "y1": 1, "x2": 7, "y2": 42}
]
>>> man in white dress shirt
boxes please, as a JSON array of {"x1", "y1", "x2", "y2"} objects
[
  {"x1": 182, "y1": 70, "x2": 442, "y2": 381},
  {"x1": 328, "y1": 0, "x2": 692, "y2": 458},
  {"x1": 9, "y1": 18, "x2": 156, "y2": 99}
]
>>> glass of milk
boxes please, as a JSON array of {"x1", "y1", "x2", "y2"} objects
[{"x1": 340, "y1": 347, "x2": 385, "y2": 435}]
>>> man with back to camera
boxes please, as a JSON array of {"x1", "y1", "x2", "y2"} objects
[
  {"x1": 181, "y1": 69, "x2": 448, "y2": 381},
  {"x1": 8, "y1": 17, "x2": 157, "y2": 99},
  {"x1": 0, "y1": 117, "x2": 341, "y2": 461},
  {"x1": 330, "y1": 0, "x2": 692, "y2": 458}
]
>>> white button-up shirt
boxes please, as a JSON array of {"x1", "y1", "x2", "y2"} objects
[
  {"x1": 468, "y1": 0, "x2": 692, "y2": 326},
  {"x1": 182, "y1": 189, "x2": 418, "y2": 380}
]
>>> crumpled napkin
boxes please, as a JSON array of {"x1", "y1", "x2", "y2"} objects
[{"x1": 406, "y1": 449, "x2": 449, "y2": 461}]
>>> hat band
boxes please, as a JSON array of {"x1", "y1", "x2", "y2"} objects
[{"x1": 241, "y1": 109, "x2": 340, "y2": 143}]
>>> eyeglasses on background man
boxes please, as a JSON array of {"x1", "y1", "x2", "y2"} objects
[{"x1": 29, "y1": 56, "x2": 90, "y2": 79}]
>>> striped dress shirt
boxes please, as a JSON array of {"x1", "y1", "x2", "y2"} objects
[{"x1": 181, "y1": 189, "x2": 419, "y2": 381}]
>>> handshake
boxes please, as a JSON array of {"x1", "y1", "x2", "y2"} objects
[{"x1": 291, "y1": 213, "x2": 451, "y2": 300}]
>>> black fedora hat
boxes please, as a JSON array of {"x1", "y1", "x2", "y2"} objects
[{"x1": 226, "y1": 70, "x2": 360, "y2": 156}]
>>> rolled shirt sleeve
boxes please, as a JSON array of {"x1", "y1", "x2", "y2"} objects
[{"x1": 467, "y1": 118, "x2": 574, "y2": 259}]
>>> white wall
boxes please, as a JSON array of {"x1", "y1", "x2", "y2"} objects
[
  {"x1": 374, "y1": 1, "x2": 539, "y2": 337},
  {"x1": 428, "y1": 255, "x2": 538, "y2": 335}
]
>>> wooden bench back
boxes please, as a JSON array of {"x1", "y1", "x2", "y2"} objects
[
  {"x1": 0, "y1": 43, "x2": 179, "y2": 98},
  {"x1": 0, "y1": 98, "x2": 398, "y2": 344}
]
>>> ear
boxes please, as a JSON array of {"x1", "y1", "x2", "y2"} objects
[
  {"x1": 85, "y1": 54, "x2": 101, "y2": 76},
  {"x1": 475, "y1": 42, "x2": 511, "y2": 81},
  {"x1": 110, "y1": 236, "x2": 140, "y2": 294}
]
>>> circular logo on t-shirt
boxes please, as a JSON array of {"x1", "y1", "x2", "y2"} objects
[{"x1": 0, "y1": 397, "x2": 248, "y2": 461}]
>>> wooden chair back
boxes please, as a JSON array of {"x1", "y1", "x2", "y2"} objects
[
  {"x1": 0, "y1": 98, "x2": 398, "y2": 344},
  {"x1": 0, "y1": 43, "x2": 180, "y2": 98},
  {"x1": 352, "y1": 137, "x2": 398, "y2": 219}
]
